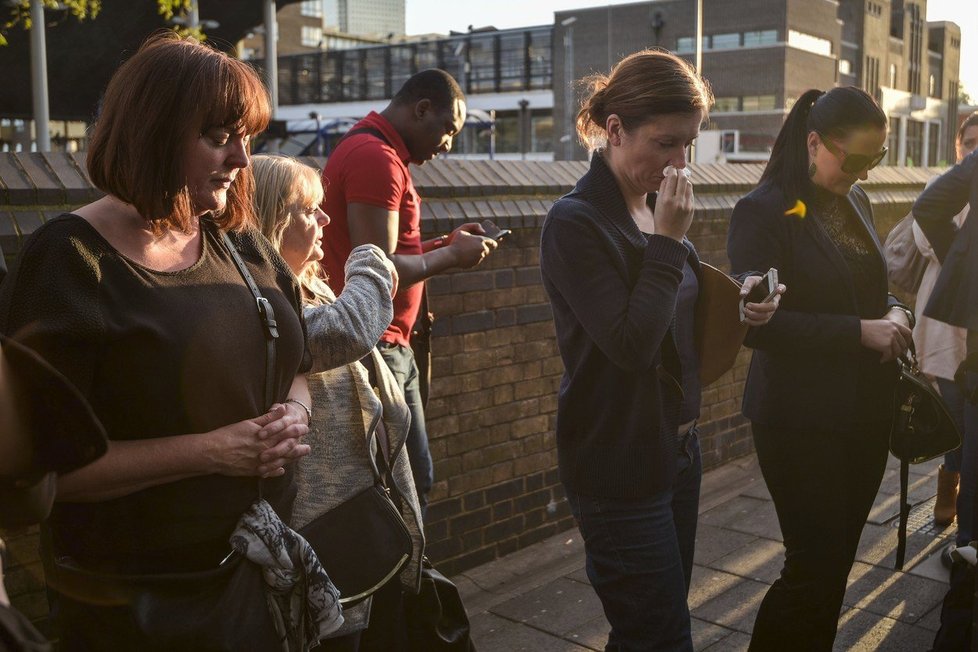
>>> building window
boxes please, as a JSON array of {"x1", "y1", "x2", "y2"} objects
[
  {"x1": 714, "y1": 97, "x2": 739, "y2": 112},
  {"x1": 301, "y1": 25, "x2": 322, "y2": 48},
  {"x1": 787, "y1": 29, "x2": 832, "y2": 56},
  {"x1": 301, "y1": 0, "x2": 323, "y2": 18},
  {"x1": 929, "y1": 74, "x2": 936, "y2": 97},
  {"x1": 676, "y1": 37, "x2": 694, "y2": 53},
  {"x1": 742, "y1": 95, "x2": 776, "y2": 111},
  {"x1": 839, "y1": 59, "x2": 852, "y2": 75},
  {"x1": 928, "y1": 122, "x2": 941, "y2": 165},
  {"x1": 888, "y1": 63, "x2": 897, "y2": 87},
  {"x1": 712, "y1": 33, "x2": 739, "y2": 50},
  {"x1": 743, "y1": 30, "x2": 777, "y2": 47}
]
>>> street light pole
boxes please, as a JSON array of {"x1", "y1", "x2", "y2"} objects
[
  {"x1": 561, "y1": 16, "x2": 577, "y2": 161},
  {"x1": 264, "y1": 0, "x2": 279, "y2": 118},
  {"x1": 29, "y1": 0, "x2": 50, "y2": 152}
]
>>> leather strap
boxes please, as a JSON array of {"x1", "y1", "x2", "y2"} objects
[
  {"x1": 221, "y1": 232, "x2": 279, "y2": 500},
  {"x1": 221, "y1": 232, "x2": 278, "y2": 412}
]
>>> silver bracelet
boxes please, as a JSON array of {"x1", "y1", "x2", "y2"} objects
[{"x1": 285, "y1": 397, "x2": 312, "y2": 421}]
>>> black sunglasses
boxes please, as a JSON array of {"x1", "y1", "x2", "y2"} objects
[{"x1": 818, "y1": 133, "x2": 887, "y2": 174}]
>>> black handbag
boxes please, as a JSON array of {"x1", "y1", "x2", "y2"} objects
[
  {"x1": 299, "y1": 353, "x2": 413, "y2": 606},
  {"x1": 45, "y1": 549, "x2": 278, "y2": 652},
  {"x1": 298, "y1": 481, "x2": 412, "y2": 606},
  {"x1": 404, "y1": 557, "x2": 476, "y2": 652},
  {"x1": 890, "y1": 347, "x2": 962, "y2": 570}
]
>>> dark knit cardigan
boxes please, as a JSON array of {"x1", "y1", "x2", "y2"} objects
[{"x1": 540, "y1": 153, "x2": 692, "y2": 499}]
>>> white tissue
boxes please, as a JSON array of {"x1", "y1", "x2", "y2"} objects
[{"x1": 663, "y1": 165, "x2": 691, "y2": 179}]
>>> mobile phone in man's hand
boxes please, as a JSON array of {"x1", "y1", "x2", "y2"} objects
[{"x1": 481, "y1": 219, "x2": 512, "y2": 243}]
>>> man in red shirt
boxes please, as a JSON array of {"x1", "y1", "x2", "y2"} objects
[{"x1": 320, "y1": 69, "x2": 496, "y2": 514}]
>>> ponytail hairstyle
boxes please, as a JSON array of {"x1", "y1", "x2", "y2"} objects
[
  {"x1": 761, "y1": 86, "x2": 887, "y2": 205},
  {"x1": 576, "y1": 48, "x2": 713, "y2": 152}
]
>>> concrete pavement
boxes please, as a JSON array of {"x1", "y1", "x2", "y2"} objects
[{"x1": 454, "y1": 453, "x2": 955, "y2": 651}]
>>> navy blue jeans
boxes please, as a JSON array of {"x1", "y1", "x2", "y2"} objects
[
  {"x1": 565, "y1": 432, "x2": 702, "y2": 652},
  {"x1": 378, "y1": 342, "x2": 434, "y2": 513}
]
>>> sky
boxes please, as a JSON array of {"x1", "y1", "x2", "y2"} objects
[{"x1": 405, "y1": 0, "x2": 977, "y2": 100}]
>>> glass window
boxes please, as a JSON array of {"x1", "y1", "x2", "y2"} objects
[
  {"x1": 499, "y1": 32, "x2": 527, "y2": 91},
  {"x1": 787, "y1": 29, "x2": 832, "y2": 56},
  {"x1": 468, "y1": 35, "x2": 497, "y2": 93},
  {"x1": 712, "y1": 33, "x2": 739, "y2": 50},
  {"x1": 527, "y1": 28, "x2": 552, "y2": 90},
  {"x1": 301, "y1": 1, "x2": 323, "y2": 18},
  {"x1": 928, "y1": 122, "x2": 941, "y2": 165},
  {"x1": 743, "y1": 30, "x2": 777, "y2": 47},
  {"x1": 301, "y1": 25, "x2": 322, "y2": 48},
  {"x1": 531, "y1": 114, "x2": 553, "y2": 153},
  {"x1": 839, "y1": 59, "x2": 852, "y2": 75},
  {"x1": 676, "y1": 37, "x2": 694, "y2": 53},
  {"x1": 713, "y1": 97, "x2": 739, "y2": 112},
  {"x1": 742, "y1": 95, "x2": 776, "y2": 111},
  {"x1": 889, "y1": 63, "x2": 897, "y2": 87}
]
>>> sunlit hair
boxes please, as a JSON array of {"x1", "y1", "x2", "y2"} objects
[
  {"x1": 251, "y1": 155, "x2": 333, "y2": 305},
  {"x1": 86, "y1": 32, "x2": 270, "y2": 234},
  {"x1": 576, "y1": 48, "x2": 714, "y2": 152},
  {"x1": 760, "y1": 86, "x2": 886, "y2": 205},
  {"x1": 957, "y1": 111, "x2": 978, "y2": 143}
]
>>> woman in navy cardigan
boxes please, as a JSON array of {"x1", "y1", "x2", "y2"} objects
[
  {"x1": 541, "y1": 49, "x2": 780, "y2": 652},
  {"x1": 727, "y1": 87, "x2": 912, "y2": 651}
]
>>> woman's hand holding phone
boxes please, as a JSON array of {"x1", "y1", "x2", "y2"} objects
[{"x1": 739, "y1": 268, "x2": 786, "y2": 325}]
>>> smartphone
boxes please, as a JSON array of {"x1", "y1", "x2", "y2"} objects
[
  {"x1": 739, "y1": 268, "x2": 779, "y2": 322},
  {"x1": 481, "y1": 219, "x2": 512, "y2": 243}
]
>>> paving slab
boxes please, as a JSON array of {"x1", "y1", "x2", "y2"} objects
[
  {"x1": 707, "y1": 538, "x2": 784, "y2": 584},
  {"x1": 843, "y1": 561, "x2": 950, "y2": 624},
  {"x1": 692, "y1": 618, "x2": 737, "y2": 650},
  {"x1": 833, "y1": 608, "x2": 937, "y2": 651},
  {"x1": 469, "y1": 611, "x2": 593, "y2": 651},
  {"x1": 694, "y1": 524, "x2": 759, "y2": 565},
  {"x1": 692, "y1": 578, "x2": 769, "y2": 633},
  {"x1": 489, "y1": 576, "x2": 604, "y2": 637},
  {"x1": 688, "y1": 566, "x2": 743, "y2": 611}
]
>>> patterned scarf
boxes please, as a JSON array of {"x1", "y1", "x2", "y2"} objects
[{"x1": 231, "y1": 500, "x2": 344, "y2": 651}]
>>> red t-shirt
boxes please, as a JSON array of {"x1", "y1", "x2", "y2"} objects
[{"x1": 320, "y1": 112, "x2": 423, "y2": 347}]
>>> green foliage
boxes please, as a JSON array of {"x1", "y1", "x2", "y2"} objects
[
  {"x1": 1, "y1": 0, "x2": 209, "y2": 46},
  {"x1": 1, "y1": 1, "x2": 101, "y2": 46}
]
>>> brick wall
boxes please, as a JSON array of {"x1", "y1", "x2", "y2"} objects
[{"x1": 0, "y1": 153, "x2": 940, "y2": 626}]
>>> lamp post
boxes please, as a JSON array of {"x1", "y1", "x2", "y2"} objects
[
  {"x1": 310, "y1": 111, "x2": 323, "y2": 157},
  {"x1": 29, "y1": 0, "x2": 50, "y2": 151},
  {"x1": 561, "y1": 16, "x2": 577, "y2": 161},
  {"x1": 264, "y1": 0, "x2": 279, "y2": 118}
]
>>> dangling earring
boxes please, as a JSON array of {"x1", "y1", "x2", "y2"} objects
[{"x1": 808, "y1": 162, "x2": 817, "y2": 178}]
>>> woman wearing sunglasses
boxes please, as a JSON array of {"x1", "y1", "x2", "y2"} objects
[{"x1": 726, "y1": 86, "x2": 913, "y2": 651}]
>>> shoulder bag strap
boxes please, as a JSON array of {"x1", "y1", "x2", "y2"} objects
[
  {"x1": 221, "y1": 232, "x2": 279, "y2": 412},
  {"x1": 221, "y1": 232, "x2": 280, "y2": 500}
]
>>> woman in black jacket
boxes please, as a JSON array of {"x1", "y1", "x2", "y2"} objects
[
  {"x1": 727, "y1": 87, "x2": 912, "y2": 651},
  {"x1": 541, "y1": 49, "x2": 780, "y2": 652}
]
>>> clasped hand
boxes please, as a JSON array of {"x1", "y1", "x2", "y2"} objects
[{"x1": 208, "y1": 401, "x2": 311, "y2": 479}]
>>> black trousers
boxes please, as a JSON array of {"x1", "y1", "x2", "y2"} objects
[{"x1": 748, "y1": 420, "x2": 890, "y2": 652}]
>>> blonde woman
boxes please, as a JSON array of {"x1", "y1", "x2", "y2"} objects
[{"x1": 251, "y1": 154, "x2": 423, "y2": 651}]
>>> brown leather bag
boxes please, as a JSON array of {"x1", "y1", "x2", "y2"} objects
[{"x1": 694, "y1": 263, "x2": 750, "y2": 387}]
